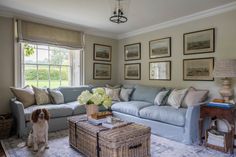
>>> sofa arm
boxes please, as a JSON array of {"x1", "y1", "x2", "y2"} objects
[
  {"x1": 183, "y1": 105, "x2": 201, "y2": 144},
  {"x1": 10, "y1": 98, "x2": 26, "y2": 137}
]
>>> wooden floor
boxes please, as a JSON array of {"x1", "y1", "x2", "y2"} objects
[{"x1": 0, "y1": 143, "x2": 6, "y2": 157}]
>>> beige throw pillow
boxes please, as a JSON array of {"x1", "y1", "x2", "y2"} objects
[
  {"x1": 10, "y1": 86, "x2": 36, "y2": 108},
  {"x1": 105, "y1": 88, "x2": 121, "y2": 101},
  {"x1": 32, "y1": 86, "x2": 51, "y2": 105},
  {"x1": 167, "y1": 88, "x2": 189, "y2": 109},
  {"x1": 182, "y1": 87, "x2": 209, "y2": 107}
]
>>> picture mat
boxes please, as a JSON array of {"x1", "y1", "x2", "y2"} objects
[
  {"x1": 124, "y1": 43, "x2": 141, "y2": 61},
  {"x1": 183, "y1": 58, "x2": 214, "y2": 81},
  {"x1": 124, "y1": 64, "x2": 141, "y2": 80},
  {"x1": 184, "y1": 29, "x2": 214, "y2": 54},
  {"x1": 94, "y1": 44, "x2": 111, "y2": 61},
  {"x1": 94, "y1": 63, "x2": 111, "y2": 79},
  {"x1": 150, "y1": 61, "x2": 171, "y2": 80},
  {"x1": 150, "y1": 38, "x2": 171, "y2": 58}
]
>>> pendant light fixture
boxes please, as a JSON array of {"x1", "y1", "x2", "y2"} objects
[{"x1": 110, "y1": 0, "x2": 129, "y2": 24}]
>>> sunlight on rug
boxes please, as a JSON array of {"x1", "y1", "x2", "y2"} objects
[{"x1": 1, "y1": 130, "x2": 234, "y2": 157}]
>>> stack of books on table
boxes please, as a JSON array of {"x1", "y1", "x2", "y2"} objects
[
  {"x1": 207, "y1": 100, "x2": 234, "y2": 109},
  {"x1": 88, "y1": 118, "x2": 107, "y2": 126}
]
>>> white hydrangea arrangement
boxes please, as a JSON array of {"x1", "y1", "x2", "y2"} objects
[{"x1": 78, "y1": 88, "x2": 112, "y2": 109}]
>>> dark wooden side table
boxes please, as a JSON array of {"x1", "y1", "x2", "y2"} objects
[{"x1": 199, "y1": 105, "x2": 236, "y2": 154}]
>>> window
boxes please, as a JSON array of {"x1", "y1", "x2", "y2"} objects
[{"x1": 21, "y1": 43, "x2": 82, "y2": 88}]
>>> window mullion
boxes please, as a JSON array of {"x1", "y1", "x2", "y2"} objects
[
  {"x1": 36, "y1": 45, "x2": 39, "y2": 87},
  {"x1": 60, "y1": 66, "x2": 62, "y2": 86},
  {"x1": 48, "y1": 47, "x2": 51, "y2": 88}
]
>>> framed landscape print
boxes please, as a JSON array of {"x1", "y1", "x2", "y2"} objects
[
  {"x1": 124, "y1": 43, "x2": 141, "y2": 61},
  {"x1": 93, "y1": 44, "x2": 111, "y2": 62},
  {"x1": 183, "y1": 28, "x2": 215, "y2": 55},
  {"x1": 149, "y1": 61, "x2": 171, "y2": 80},
  {"x1": 124, "y1": 63, "x2": 141, "y2": 80},
  {"x1": 93, "y1": 63, "x2": 111, "y2": 80},
  {"x1": 149, "y1": 37, "x2": 171, "y2": 59},
  {"x1": 183, "y1": 57, "x2": 214, "y2": 81}
]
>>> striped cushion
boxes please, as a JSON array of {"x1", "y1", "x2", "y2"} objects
[{"x1": 167, "y1": 88, "x2": 188, "y2": 109}]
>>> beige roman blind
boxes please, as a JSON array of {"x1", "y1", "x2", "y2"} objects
[{"x1": 17, "y1": 20, "x2": 83, "y2": 49}]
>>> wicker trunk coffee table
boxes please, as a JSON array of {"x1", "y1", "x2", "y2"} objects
[{"x1": 68, "y1": 115, "x2": 151, "y2": 157}]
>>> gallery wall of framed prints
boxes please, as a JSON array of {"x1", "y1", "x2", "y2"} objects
[
  {"x1": 148, "y1": 37, "x2": 172, "y2": 81},
  {"x1": 121, "y1": 28, "x2": 215, "y2": 82},
  {"x1": 124, "y1": 43, "x2": 141, "y2": 80},
  {"x1": 183, "y1": 28, "x2": 215, "y2": 81},
  {"x1": 93, "y1": 43, "x2": 112, "y2": 80}
]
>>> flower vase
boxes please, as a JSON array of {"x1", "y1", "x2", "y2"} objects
[{"x1": 86, "y1": 104, "x2": 98, "y2": 117}]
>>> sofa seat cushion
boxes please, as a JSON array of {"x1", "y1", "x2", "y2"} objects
[
  {"x1": 24, "y1": 104, "x2": 74, "y2": 121},
  {"x1": 139, "y1": 106, "x2": 187, "y2": 127},
  {"x1": 111, "y1": 101, "x2": 153, "y2": 117}
]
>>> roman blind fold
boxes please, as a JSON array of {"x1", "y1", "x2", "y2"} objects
[{"x1": 17, "y1": 20, "x2": 83, "y2": 49}]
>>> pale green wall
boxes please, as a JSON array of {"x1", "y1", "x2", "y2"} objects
[
  {"x1": 117, "y1": 10, "x2": 236, "y2": 99},
  {"x1": 84, "y1": 34, "x2": 118, "y2": 86},
  {"x1": 0, "y1": 16, "x2": 14, "y2": 114},
  {"x1": 1, "y1": 9, "x2": 236, "y2": 114}
]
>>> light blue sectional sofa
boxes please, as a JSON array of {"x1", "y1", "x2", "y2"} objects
[
  {"x1": 10, "y1": 86, "x2": 106, "y2": 138},
  {"x1": 111, "y1": 85, "x2": 200, "y2": 144},
  {"x1": 11, "y1": 85, "x2": 201, "y2": 145}
]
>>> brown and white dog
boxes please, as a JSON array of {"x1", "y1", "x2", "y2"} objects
[{"x1": 27, "y1": 109, "x2": 50, "y2": 152}]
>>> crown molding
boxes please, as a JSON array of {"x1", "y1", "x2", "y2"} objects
[
  {"x1": 117, "y1": 1, "x2": 236, "y2": 39},
  {"x1": 1, "y1": 1, "x2": 236, "y2": 40}
]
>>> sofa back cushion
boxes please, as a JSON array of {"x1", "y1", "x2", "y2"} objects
[
  {"x1": 131, "y1": 85, "x2": 164, "y2": 103},
  {"x1": 59, "y1": 86, "x2": 92, "y2": 103}
]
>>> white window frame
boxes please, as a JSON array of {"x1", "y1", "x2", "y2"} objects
[{"x1": 17, "y1": 43, "x2": 83, "y2": 88}]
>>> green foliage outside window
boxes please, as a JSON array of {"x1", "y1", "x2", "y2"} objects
[
  {"x1": 25, "y1": 68, "x2": 68, "y2": 80},
  {"x1": 24, "y1": 44, "x2": 35, "y2": 56}
]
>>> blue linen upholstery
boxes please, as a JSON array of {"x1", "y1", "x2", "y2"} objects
[
  {"x1": 10, "y1": 85, "x2": 201, "y2": 145},
  {"x1": 58, "y1": 86, "x2": 92, "y2": 103},
  {"x1": 139, "y1": 106, "x2": 187, "y2": 127},
  {"x1": 24, "y1": 104, "x2": 75, "y2": 121},
  {"x1": 131, "y1": 85, "x2": 163, "y2": 103},
  {"x1": 66, "y1": 101, "x2": 86, "y2": 115},
  {"x1": 111, "y1": 101, "x2": 153, "y2": 117}
]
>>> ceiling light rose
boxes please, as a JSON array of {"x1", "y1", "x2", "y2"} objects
[{"x1": 110, "y1": 0, "x2": 128, "y2": 24}]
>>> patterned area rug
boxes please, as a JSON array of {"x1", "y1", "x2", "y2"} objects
[{"x1": 1, "y1": 130, "x2": 234, "y2": 157}]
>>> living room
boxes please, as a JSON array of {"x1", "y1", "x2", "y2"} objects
[{"x1": 0, "y1": 0, "x2": 236, "y2": 157}]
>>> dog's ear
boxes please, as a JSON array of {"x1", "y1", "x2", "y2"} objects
[
  {"x1": 31, "y1": 109, "x2": 40, "y2": 123},
  {"x1": 43, "y1": 109, "x2": 50, "y2": 121}
]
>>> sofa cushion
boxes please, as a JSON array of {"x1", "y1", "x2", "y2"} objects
[
  {"x1": 32, "y1": 86, "x2": 51, "y2": 105},
  {"x1": 131, "y1": 85, "x2": 163, "y2": 103},
  {"x1": 111, "y1": 101, "x2": 153, "y2": 117},
  {"x1": 139, "y1": 106, "x2": 187, "y2": 127},
  {"x1": 24, "y1": 104, "x2": 74, "y2": 121},
  {"x1": 58, "y1": 86, "x2": 92, "y2": 103},
  {"x1": 10, "y1": 86, "x2": 36, "y2": 108}
]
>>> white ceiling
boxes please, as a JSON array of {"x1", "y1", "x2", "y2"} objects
[{"x1": 0, "y1": 0, "x2": 236, "y2": 39}]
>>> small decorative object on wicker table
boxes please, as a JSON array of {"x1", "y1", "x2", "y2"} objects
[
  {"x1": 78, "y1": 88, "x2": 112, "y2": 117},
  {"x1": 68, "y1": 115, "x2": 151, "y2": 157},
  {"x1": 199, "y1": 105, "x2": 236, "y2": 154}
]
